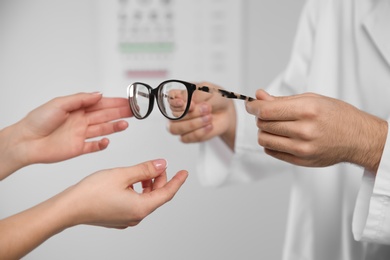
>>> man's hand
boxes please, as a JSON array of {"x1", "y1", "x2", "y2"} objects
[
  {"x1": 246, "y1": 90, "x2": 388, "y2": 172},
  {"x1": 168, "y1": 82, "x2": 237, "y2": 150}
]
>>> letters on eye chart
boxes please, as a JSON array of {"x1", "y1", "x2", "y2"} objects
[{"x1": 97, "y1": 0, "x2": 244, "y2": 95}]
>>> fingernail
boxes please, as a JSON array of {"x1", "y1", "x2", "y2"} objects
[
  {"x1": 92, "y1": 91, "x2": 103, "y2": 95},
  {"x1": 204, "y1": 124, "x2": 212, "y2": 132},
  {"x1": 153, "y1": 159, "x2": 167, "y2": 171},
  {"x1": 202, "y1": 115, "x2": 211, "y2": 123},
  {"x1": 200, "y1": 104, "x2": 209, "y2": 115}
]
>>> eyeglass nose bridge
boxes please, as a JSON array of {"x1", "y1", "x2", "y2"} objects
[
  {"x1": 131, "y1": 85, "x2": 176, "y2": 120},
  {"x1": 148, "y1": 87, "x2": 170, "y2": 119}
]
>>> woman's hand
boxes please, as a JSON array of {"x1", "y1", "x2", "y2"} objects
[
  {"x1": 0, "y1": 159, "x2": 188, "y2": 259},
  {"x1": 0, "y1": 92, "x2": 132, "y2": 179}
]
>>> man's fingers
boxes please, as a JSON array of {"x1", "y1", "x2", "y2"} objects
[
  {"x1": 258, "y1": 129, "x2": 315, "y2": 158},
  {"x1": 246, "y1": 98, "x2": 302, "y2": 121},
  {"x1": 264, "y1": 148, "x2": 313, "y2": 167},
  {"x1": 257, "y1": 119, "x2": 302, "y2": 139},
  {"x1": 256, "y1": 89, "x2": 306, "y2": 101},
  {"x1": 168, "y1": 114, "x2": 212, "y2": 136},
  {"x1": 247, "y1": 91, "x2": 320, "y2": 120},
  {"x1": 179, "y1": 125, "x2": 214, "y2": 143},
  {"x1": 258, "y1": 130, "x2": 293, "y2": 154},
  {"x1": 167, "y1": 102, "x2": 212, "y2": 137},
  {"x1": 182, "y1": 102, "x2": 211, "y2": 120},
  {"x1": 255, "y1": 89, "x2": 275, "y2": 101}
]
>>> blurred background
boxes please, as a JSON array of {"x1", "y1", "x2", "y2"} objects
[{"x1": 0, "y1": 0, "x2": 304, "y2": 259}]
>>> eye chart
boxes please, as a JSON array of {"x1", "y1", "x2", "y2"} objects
[
  {"x1": 117, "y1": 0, "x2": 175, "y2": 79},
  {"x1": 96, "y1": 0, "x2": 243, "y2": 95}
]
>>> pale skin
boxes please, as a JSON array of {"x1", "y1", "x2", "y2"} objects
[
  {"x1": 0, "y1": 92, "x2": 131, "y2": 180},
  {"x1": 168, "y1": 82, "x2": 388, "y2": 173},
  {"x1": 0, "y1": 92, "x2": 188, "y2": 259},
  {"x1": 168, "y1": 82, "x2": 237, "y2": 150},
  {"x1": 0, "y1": 159, "x2": 188, "y2": 260}
]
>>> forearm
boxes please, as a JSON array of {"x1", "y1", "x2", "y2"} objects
[{"x1": 0, "y1": 191, "x2": 75, "y2": 259}]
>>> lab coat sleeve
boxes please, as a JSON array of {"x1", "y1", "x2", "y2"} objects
[
  {"x1": 197, "y1": 0, "x2": 322, "y2": 187},
  {"x1": 353, "y1": 118, "x2": 390, "y2": 244},
  {"x1": 197, "y1": 101, "x2": 292, "y2": 187}
]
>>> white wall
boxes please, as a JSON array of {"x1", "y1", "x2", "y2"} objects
[{"x1": 0, "y1": 0, "x2": 304, "y2": 259}]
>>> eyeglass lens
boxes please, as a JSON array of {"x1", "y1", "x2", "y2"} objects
[
  {"x1": 158, "y1": 81, "x2": 189, "y2": 119},
  {"x1": 129, "y1": 81, "x2": 189, "y2": 119},
  {"x1": 128, "y1": 83, "x2": 150, "y2": 119}
]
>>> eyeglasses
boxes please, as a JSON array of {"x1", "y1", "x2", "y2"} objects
[{"x1": 127, "y1": 79, "x2": 255, "y2": 120}]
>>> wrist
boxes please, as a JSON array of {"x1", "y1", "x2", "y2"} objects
[
  {"x1": 0, "y1": 123, "x2": 28, "y2": 180},
  {"x1": 366, "y1": 116, "x2": 388, "y2": 173},
  {"x1": 38, "y1": 186, "x2": 82, "y2": 231},
  {"x1": 350, "y1": 111, "x2": 388, "y2": 173},
  {"x1": 55, "y1": 185, "x2": 91, "y2": 227}
]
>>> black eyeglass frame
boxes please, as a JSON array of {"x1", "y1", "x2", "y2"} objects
[
  {"x1": 127, "y1": 79, "x2": 254, "y2": 120},
  {"x1": 128, "y1": 79, "x2": 196, "y2": 120}
]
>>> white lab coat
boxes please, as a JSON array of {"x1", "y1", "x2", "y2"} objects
[{"x1": 198, "y1": 0, "x2": 390, "y2": 259}]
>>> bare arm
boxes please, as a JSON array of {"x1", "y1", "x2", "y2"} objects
[
  {"x1": 0, "y1": 92, "x2": 132, "y2": 180},
  {"x1": 0, "y1": 159, "x2": 188, "y2": 259}
]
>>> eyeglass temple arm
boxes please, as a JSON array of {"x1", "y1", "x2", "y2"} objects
[
  {"x1": 134, "y1": 91, "x2": 171, "y2": 99},
  {"x1": 197, "y1": 86, "x2": 255, "y2": 102}
]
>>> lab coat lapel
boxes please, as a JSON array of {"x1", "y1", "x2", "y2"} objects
[{"x1": 362, "y1": 0, "x2": 390, "y2": 68}]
